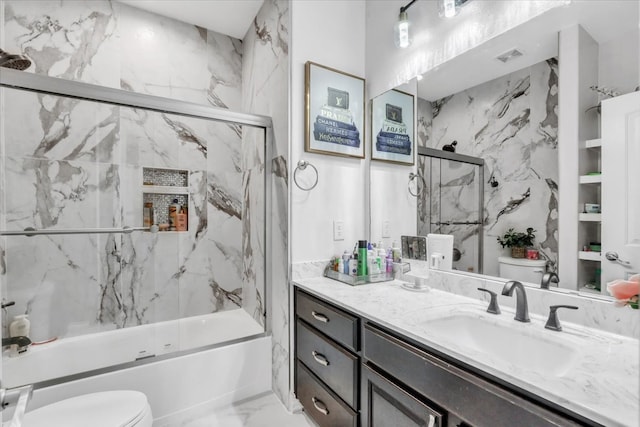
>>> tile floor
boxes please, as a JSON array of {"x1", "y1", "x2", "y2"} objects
[{"x1": 157, "y1": 393, "x2": 314, "y2": 427}]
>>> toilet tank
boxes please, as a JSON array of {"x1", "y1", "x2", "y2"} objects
[{"x1": 498, "y1": 256, "x2": 546, "y2": 284}]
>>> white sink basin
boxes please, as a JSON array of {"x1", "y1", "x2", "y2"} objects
[{"x1": 424, "y1": 311, "x2": 580, "y2": 376}]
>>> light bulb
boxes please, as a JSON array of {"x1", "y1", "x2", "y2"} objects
[
  {"x1": 394, "y1": 11, "x2": 411, "y2": 49},
  {"x1": 443, "y1": 0, "x2": 457, "y2": 18}
]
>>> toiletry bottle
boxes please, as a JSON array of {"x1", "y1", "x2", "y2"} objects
[
  {"x1": 9, "y1": 314, "x2": 30, "y2": 339},
  {"x1": 338, "y1": 257, "x2": 344, "y2": 274},
  {"x1": 349, "y1": 255, "x2": 358, "y2": 276},
  {"x1": 357, "y1": 240, "x2": 368, "y2": 276},
  {"x1": 342, "y1": 251, "x2": 351, "y2": 274},
  {"x1": 386, "y1": 251, "x2": 393, "y2": 274},
  {"x1": 143, "y1": 202, "x2": 153, "y2": 227},
  {"x1": 392, "y1": 241, "x2": 402, "y2": 263},
  {"x1": 168, "y1": 198, "x2": 180, "y2": 230},
  {"x1": 176, "y1": 206, "x2": 188, "y2": 231}
]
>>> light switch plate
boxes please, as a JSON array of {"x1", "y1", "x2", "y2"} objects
[
  {"x1": 333, "y1": 220, "x2": 345, "y2": 241},
  {"x1": 382, "y1": 220, "x2": 391, "y2": 238}
]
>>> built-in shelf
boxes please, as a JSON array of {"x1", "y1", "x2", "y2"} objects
[
  {"x1": 142, "y1": 185, "x2": 189, "y2": 195},
  {"x1": 142, "y1": 167, "x2": 189, "y2": 231},
  {"x1": 579, "y1": 213, "x2": 601, "y2": 222},
  {"x1": 578, "y1": 251, "x2": 601, "y2": 261},
  {"x1": 585, "y1": 138, "x2": 602, "y2": 149},
  {"x1": 579, "y1": 174, "x2": 602, "y2": 184}
]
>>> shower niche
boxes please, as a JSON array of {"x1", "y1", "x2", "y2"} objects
[{"x1": 142, "y1": 167, "x2": 190, "y2": 232}]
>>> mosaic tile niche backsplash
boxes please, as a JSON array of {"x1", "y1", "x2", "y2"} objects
[
  {"x1": 0, "y1": 0, "x2": 268, "y2": 342},
  {"x1": 417, "y1": 58, "x2": 559, "y2": 277}
]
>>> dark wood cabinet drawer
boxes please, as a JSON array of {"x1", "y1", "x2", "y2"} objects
[
  {"x1": 362, "y1": 364, "x2": 445, "y2": 427},
  {"x1": 296, "y1": 361, "x2": 358, "y2": 427},
  {"x1": 364, "y1": 324, "x2": 581, "y2": 427},
  {"x1": 296, "y1": 319, "x2": 358, "y2": 408},
  {"x1": 296, "y1": 289, "x2": 359, "y2": 352}
]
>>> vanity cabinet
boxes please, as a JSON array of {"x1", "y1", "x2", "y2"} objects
[
  {"x1": 294, "y1": 287, "x2": 592, "y2": 427},
  {"x1": 362, "y1": 324, "x2": 582, "y2": 427},
  {"x1": 294, "y1": 289, "x2": 360, "y2": 427}
]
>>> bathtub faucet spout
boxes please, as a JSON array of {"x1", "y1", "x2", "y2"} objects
[{"x1": 2, "y1": 336, "x2": 31, "y2": 352}]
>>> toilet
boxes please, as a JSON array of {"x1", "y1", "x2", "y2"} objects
[
  {"x1": 498, "y1": 256, "x2": 547, "y2": 284},
  {"x1": 23, "y1": 391, "x2": 152, "y2": 427}
]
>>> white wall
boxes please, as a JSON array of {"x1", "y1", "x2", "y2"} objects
[
  {"x1": 291, "y1": 1, "x2": 367, "y2": 263},
  {"x1": 369, "y1": 79, "x2": 418, "y2": 247},
  {"x1": 599, "y1": 29, "x2": 640, "y2": 94}
]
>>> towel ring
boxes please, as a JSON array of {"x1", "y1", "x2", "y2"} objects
[
  {"x1": 408, "y1": 172, "x2": 425, "y2": 197},
  {"x1": 294, "y1": 160, "x2": 319, "y2": 191}
]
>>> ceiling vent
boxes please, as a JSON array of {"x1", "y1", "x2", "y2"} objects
[{"x1": 496, "y1": 49, "x2": 524, "y2": 63}]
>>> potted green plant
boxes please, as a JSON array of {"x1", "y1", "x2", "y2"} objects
[{"x1": 497, "y1": 227, "x2": 536, "y2": 258}]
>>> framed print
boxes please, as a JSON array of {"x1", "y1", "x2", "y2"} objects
[
  {"x1": 371, "y1": 89, "x2": 415, "y2": 165},
  {"x1": 305, "y1": 61, "x2": 365, "y2": 158}
]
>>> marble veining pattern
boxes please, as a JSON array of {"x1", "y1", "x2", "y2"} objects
[
  {"x1": 294, "y1": 276, "x2": 639, "y2": 427},
  {"x1": 242, "y1": 0, "x2": 290, "y2": 409},
  {"x1": 1, "y1": 0, "x2": 268, "y2": 347},
  {"x1": 418, "y1": 59, "x2": 559, "y2": 276}
]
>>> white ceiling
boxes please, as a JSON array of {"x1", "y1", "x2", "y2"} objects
[
  {"x1": 116, "y1": 0, "x2": 265, "y2": 39},
  {"x1": 418, "y1": 0, "x2": 639, "y2": 101}
]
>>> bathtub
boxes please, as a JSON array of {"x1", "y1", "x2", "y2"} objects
[
  {"x1": 3, "y1": 308, "x2": 264, "y2": 388},
  {"x1": 2, "y1": 309, "x2": 271, "y2": 423}
]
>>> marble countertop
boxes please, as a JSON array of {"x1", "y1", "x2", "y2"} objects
[{"x1": 293, "y1": 277, "x2": 639, "y2": 427}]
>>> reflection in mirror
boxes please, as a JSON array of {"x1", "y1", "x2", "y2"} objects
[{"x1": 370, "y1": 0, "x2": 639, "y2": 299}]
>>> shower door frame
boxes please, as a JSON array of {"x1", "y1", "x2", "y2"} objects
[
  {"x1": 0, "y1": 68, "x2": 274, "y2": 385},
  {"x1": 418, "y1": 146, "x2": 485, "y2": 273}
]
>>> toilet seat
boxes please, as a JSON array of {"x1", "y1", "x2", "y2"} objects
[{"x1": 24, "y1": 390, "x2": 152, "y2": 427}]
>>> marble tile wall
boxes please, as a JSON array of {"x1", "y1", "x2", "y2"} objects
[
  {"x1": 418, "y1": 58, "x2": 559, "y2": 277},
  {"x1": 241, "y1": 0, "x2": 290, "y2": 408},
  {"x1": 1, "y1": 1, "x2": 266, "y2": 345}
]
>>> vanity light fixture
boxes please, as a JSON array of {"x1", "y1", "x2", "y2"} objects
[
  {"x1": 439, "y1": 0, "x2": 473, "y2": 19},
  {"x1": 394, "y1": 0, "x2": 418, "y2": 49},
  {"x1": 443, "y1": 0, "x2": 457, "y2": 18}
]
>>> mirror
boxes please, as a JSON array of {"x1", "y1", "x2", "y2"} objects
[{"x1": 369, "y1": 0, "x2": 639, "y2": 299}]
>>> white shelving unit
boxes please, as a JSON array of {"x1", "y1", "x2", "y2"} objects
[
  {"x1": 578, "y1": 136, "x2": 602, "y2": 292},
  {"x1": 578, "y1": 251, "x2": 601, "y2": 261},
  {"x1": 579, "y1": 213, "x2": 602, "y2": 222},
  {"x1": 579, "y1": 174, "x2": 602, "y2": 184}
]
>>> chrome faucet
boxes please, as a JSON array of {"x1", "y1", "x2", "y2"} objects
[
  {"x1": 501, "y1": 280, "x2": 530, "y2": 322},
  {"x1": 2, "y1": 336, "x2": 31, "y2": 353},
  {"x1": 540, "y1": 272, "x2": 559, "y2": 289}
]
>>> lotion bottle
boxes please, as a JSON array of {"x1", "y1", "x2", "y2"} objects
[{"x1": 9, "y1": 314, "x2": 30, "y2": 338}]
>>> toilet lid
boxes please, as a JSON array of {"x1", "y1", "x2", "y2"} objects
[{"x1": 24, "y1": 391, "x2": 149, "y2": 427}]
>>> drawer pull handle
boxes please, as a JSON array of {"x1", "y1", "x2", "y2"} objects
[
  {"x1": 311, "y1": 397, "x2": 330, "y2": 415},
  {"x1": 312, "y1": 351, "x2": 330, "y2": 366},
  {"x1": 311, "y1": 311, "x2": 329, "y2": 323}
]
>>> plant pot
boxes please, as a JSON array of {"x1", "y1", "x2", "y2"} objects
[{"x1": 511, "y1": 247, "x2": 526, "y2": 258}]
